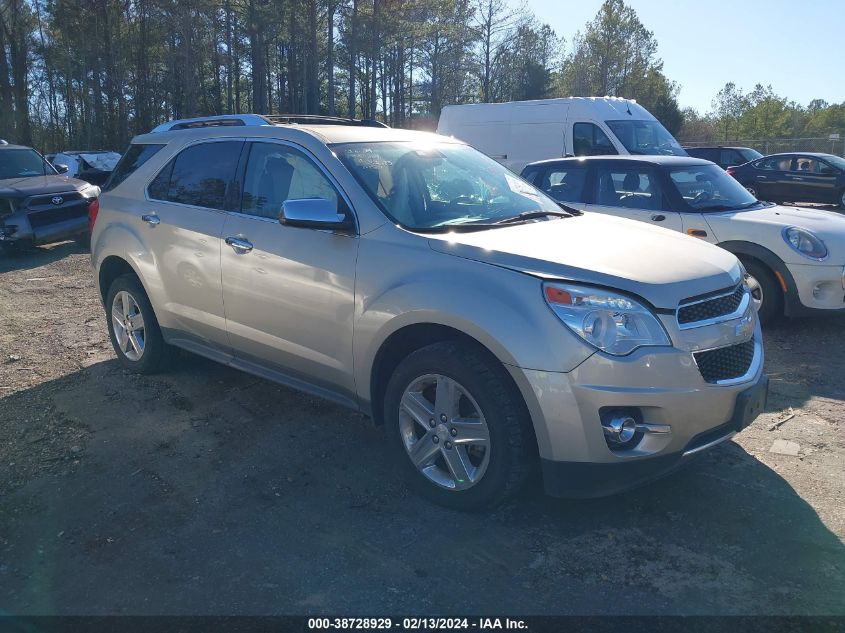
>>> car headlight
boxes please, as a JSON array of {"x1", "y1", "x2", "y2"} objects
[
  {"x1": 783, "y1": 227, "x2": 828, "y2": 260},
  {"x1": 543, "y1": 283, "x2": 671, "y2": 356}
]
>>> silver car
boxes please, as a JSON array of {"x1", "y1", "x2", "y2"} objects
[{"x1": 91, "y1": 114, "x2": 768, "y2": 509}]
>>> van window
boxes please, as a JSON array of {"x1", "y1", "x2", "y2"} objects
[
  {"x1": 605, "y1": 120, "x2": 686, "y2": 157},
  {"x1": 594, "y1": 167, "x2": 663, "y2": 211},
  {"x1": 538, "y1": 167, "x2": 588, "y2": 203},
  {"x1": 104, "y1": 144, "x2": 164, "y2": 191},
  {"x1": 573, "y1": 123, "x2": 618, "y2": 157},
  {"x1": 240, "y1": 142, "x2": 339, "y2": 219},
  {"x1": 148, "y1": 141, "x2": 242, "y2": 210}
]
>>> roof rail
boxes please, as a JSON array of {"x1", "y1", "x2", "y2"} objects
[
  {"x1": 150, "y1": 114, "x2": 270, "y2": 133},
  {"x1": 263, "y1": 114, "x2": 389, "y2": 128},
  {"x1": 150, "y1": 113, "x2": 389, "y2": 133}
]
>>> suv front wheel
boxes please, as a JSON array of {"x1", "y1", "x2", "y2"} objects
[
  {"x1": 106, "y1": 274, "x2": 173, "y2": 373},
  {"x1": 384, "y1": 341, "x2": 533, "y2": 510}
]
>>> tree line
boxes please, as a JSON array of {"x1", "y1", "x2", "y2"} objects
[
  {"x1": 681, "y1": 82, "x2": 845, "y2": 145},
  {"x1": 0, "y1": 0, "x2": 841, "y2": 153}
]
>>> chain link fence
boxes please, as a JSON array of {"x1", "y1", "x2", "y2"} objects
[{"x1": 681, "y1": 137, "x2": 845, "y2": 157}]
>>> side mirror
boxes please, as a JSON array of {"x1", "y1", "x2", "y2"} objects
[
  {"x1": 279, "y1": 198, "x2": 354, "y2": 233},
  {"x1": 54, "y1": 163, "x2": 69, "y2": 174}
]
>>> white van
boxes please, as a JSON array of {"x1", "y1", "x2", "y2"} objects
[{"x1": 437, "y1": 97, "x2": 687, "y2": 173}]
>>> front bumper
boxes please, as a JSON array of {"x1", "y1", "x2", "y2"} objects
[
  {"x1": 507, "y1": 329, "x2": 767, "y2": 498},
  {"x1": 785, "y1": 262, "x2": 845, "y2": 314}
]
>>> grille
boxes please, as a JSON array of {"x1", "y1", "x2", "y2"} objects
[
  {"x1": 27, "y1": 203, "x2": 88, "y2": 229},
  {"x1": 678, "y1": 285, "x2": 745, "y2": 325},
  {"x1": 694, "y1": 340, "x2": 756, "y2": 383}
]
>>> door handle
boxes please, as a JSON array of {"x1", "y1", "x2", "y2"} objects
[
  {"x1": 651, "y1": 214, "x2": 666, "y2": 222},
  {"x1": 225, "y1": 236, "x2": 254, "y2": 253},
  {"x1": 141, "y1": 213, "x2": 160, "y2": 226}
]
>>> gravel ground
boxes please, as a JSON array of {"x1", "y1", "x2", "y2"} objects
[{"x1": 0, "y1": 239, "x2": 843, "y2": 616}]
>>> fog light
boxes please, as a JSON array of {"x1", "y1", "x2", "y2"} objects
[
  {"x1": 602, "y1": 415, "x2": 638, "y2": 445},
  {"x1": 813, "y1": 283, "x2": 823, "y2": 299}
]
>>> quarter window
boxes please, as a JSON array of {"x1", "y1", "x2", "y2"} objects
[
  {"x1": 573, "y1": 123, "x2": 618, "y2": 157},
  {"x1": 240, "y1": 142, "x2": 339, "y2": 219},
  {"x1": 594, "y1": 167, "x2": 663, "y2": 210},
  {"x1": 148, "y1": 141, "x2": 242, "y2": 210},
  {"x1": 538, "y1": 167, "x2": 588, "y2": 203},
  {"x1": 105, "y1": 144, "x2": 164, "y2": 191}
]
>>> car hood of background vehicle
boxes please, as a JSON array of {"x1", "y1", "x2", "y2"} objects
[
  {"x1": 707, "y1": 204, "x2": 845, "y2": 258},
  {"x1": 427, "y1": 213, "x2": 741, "y2": 310},
  {"x1": 0, "y1": 175, "x2": 91, "y2": 197}
]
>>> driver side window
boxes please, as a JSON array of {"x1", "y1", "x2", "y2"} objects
[
  {"x1": 240, "y1": 142, "x2": 338, "y2": 219},
  {"x1": 573, "y1": 123, "x2": 619, "y2": 157}
]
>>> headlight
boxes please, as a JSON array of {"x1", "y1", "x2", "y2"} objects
[
  {"x1": 783, "y1": 227, "x2": 828, "y2": 260},
  {"x1": 543, "y1": 283, "x2": 671, "y2": 356}
]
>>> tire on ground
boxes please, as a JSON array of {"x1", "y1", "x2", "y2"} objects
[{"x1": 383, "y1": 340, "x2": 534, "y2": 510}]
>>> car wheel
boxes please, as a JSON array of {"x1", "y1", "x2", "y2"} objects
[
  {"x1": 383, "y1": 340, "x2": 533, "y2": 510},
  {"x1": 744, "y1": 183, "x2": 759, "y2": 198},
  {"x1": 839, "y1": 188, "x2": 845, "y2": 210},
  {"x1": 742, "y1": 259, "x2": 782, "y2": 325},
  {"x1": 106, "y1": 274, "x2": 173, "y2": 373}
]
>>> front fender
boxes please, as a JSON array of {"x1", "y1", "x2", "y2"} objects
[{"x1": 352, "y1": 255, "x2": 594, "y2": 407}]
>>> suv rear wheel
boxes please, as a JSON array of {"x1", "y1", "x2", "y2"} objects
[
  {"x1": 383, "y1": 341, "x2": 533, "y2": 510},
  {"x1": 106, "y1": 274, "x2": 173, "y2": 373}
]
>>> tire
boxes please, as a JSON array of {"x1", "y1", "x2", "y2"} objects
[
  {"x1": 105, "y1": 274, "x2": 173, "y2": 373},
  {"x1": 838, "y1": 188, "x2": 845, "y2": 210},
  {"x1": 744, "y1": 183, "x2": 759, "y2": 199},
  {"x1": 383, "y1": 340, "x2": 534, "y2": 510},
  {"x1": 741, "y1": 258, "x2": 782, "y2": 326}
]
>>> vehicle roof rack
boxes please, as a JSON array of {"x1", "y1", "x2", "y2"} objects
[
  {"x1": 263, "y1": 114, "x2": 389, "y2": 128},
  {"x1": 150, "y1": 113, "x2": 389, "y2": 133}
]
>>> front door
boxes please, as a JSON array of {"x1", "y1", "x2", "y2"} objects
[
  {"x1": 786, "y1": 156, "x2": 839, "y2": 202},
  {"x1": 220, "y1": 140, "x2": 359, "y2": 403},
  {"x1": 587, "y1": 165, "x2": 684, "y2": 232}
]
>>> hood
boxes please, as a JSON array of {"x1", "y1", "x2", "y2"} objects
[
  {"x1": 0, "y1": 175, "x2": 93, "y2": 198},
  {"x1": 709, "y1": 203, "x2": 845, "y2": 233},
  {"x1": 427, "y1": 213, "x2": 742, "y2": 310},
  {"x1": 706, "y1": 203, "x2": 845, "y2": 261}
]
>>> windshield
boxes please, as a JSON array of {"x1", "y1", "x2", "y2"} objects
[
  {"x1": 0, "y1": 149, "x2": 55, "y2": 179},
  {"x1": 333, "y1": 141, "x2": 564, "y2": 230},
  {"x1": 669, "y1": 164, "x2": 758, "y2": 211},
  {"x1": 605, "y1": 120, "x2": 687, "y2": 157}
]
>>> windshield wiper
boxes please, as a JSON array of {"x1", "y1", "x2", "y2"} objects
[{"x1": 494, "y1": 208, "x2": 580, "y2": 225}]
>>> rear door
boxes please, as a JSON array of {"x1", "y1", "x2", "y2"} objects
[
  {"x1": 530, "y1": 163, "x2": 590, "y2": 211},
  {"x1": 586, "y1": 163, "x2": 683, "y2": 232},
  {"x1": 219, "y1": 140, "x2": 358, "y2": 404},
  {"x1": 750, "y1": 155, "x2": 793, "y2": 199},
  {"x1": 142, "y1": 139, "x2": 242, "y2": 356}
]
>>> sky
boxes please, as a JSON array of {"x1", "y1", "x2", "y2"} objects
[{"x1": 523, "y1": 0, "x2": 845, "y2": 113}]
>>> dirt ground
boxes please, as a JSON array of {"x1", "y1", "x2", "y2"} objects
[{"x1": 0, "y1": 237, "x2": 843, "y2": 616}]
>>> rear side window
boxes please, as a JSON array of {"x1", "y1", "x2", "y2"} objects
[
  {"x1": 104, "y1": 144, "x2": 165, "y2": 191},
  {"x1": 755, "y1": 156, "x2": 792, "y2": 171},
  {"x1": 538, "y1": 167, "x2": 588, "y2": 203},
  {"x1": 594, "y1": 167, "x2": 663, "y2": 211},
  {"x1": 573, "y1": 123, "x2": 618, "y2": 157},
  {"x1": 148, "y1": 141, "x2": 242, "y2": 210}
]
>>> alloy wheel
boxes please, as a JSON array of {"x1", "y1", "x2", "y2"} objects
[
  {"x1": 398, "y1": 373, "x2": 491, "y2": 491},
  {"x1": 111, "y1": 290, "x2": 146, "y2": 361}
]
